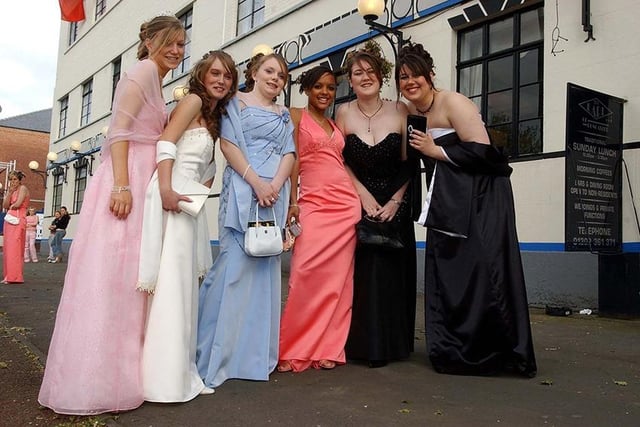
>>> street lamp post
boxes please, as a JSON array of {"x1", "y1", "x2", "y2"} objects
[
  {"x1": 28, "y1": 160, "x2": 49, "y2": 189},
  {"x1": 357, "y1": 0, "x2": 407, "y2": 62}
]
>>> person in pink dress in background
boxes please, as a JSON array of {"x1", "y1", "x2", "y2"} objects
[
  {"x1": 38, "y1": 15, "x2": 186, "y2": 415},
  {"x1": 24, "y1": 207, "x2": 39, "y2": 263},
  {"x1": 278, "y1": 65, "x2": 361, "y2": 372},
  {"x1": 2, "y1": 170, "x2": 30, "y2": 284}
]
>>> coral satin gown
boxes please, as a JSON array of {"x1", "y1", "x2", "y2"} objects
[{"x1": 278, "y1": 110, "x2": 361, "y2": 371}]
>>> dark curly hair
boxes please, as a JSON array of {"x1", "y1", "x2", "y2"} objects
[
  {"x1": 187, "y1": 50, "x2": 239, "y2": 144},
  {"x1": 395, "y1": 42, "x2": 437, "y2": 94},
  {"x1": 243, "y1": 52, "x2": 289, "y2": 92},
  {"x1": 296, "y1": 65, "x2": 335, "y2": 94}
]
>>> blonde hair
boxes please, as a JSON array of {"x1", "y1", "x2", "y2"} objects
[{"x1": 137, "y1": 15, "x2": 185, "y2": 60}]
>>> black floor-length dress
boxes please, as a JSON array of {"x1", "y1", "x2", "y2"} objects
[
  {"x1": 343, "y1": 133, "x2": 417, "y2": 363},
  {"x1": 422, "y1": 131, "x2": 537, "y2": 377}
]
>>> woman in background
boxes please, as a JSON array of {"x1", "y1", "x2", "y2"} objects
[
  {"x1": 49, "y1": 206, "x2": 69, "y2": 263},
  {"x1": 197, "y1": 52, "x2": 295, "y2": 389},
  {"x1": 138, "y1": 50, "x2": 238, "y2": 402},
  {"x1": 24, "y1": 207, "x2": 38, "y2": 263},
  {"x1": 39, "y1": 15, "x2": 186, "y2": 414},
  {"x1": 336, "y1": 47, "x2": 416, "y2": 368},
  {"x1": 278, "y1": 65, "x2": 361, "y2": 372},
  {"x1": 2, "y1": 170, "x2": 29, "y2": 284},
  {"x1": 46, "y1": 210, "x2": 61, "y2": 262}
]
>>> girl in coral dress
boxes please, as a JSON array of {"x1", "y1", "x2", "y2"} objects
[
  {"x1": 2, "y1": 171, "x2": 30, "y2": 284},
  {"x1": 39, "y1": 16, "x2": 186, "y2": 415},
  {"x1": 278, "y1": 66, "x2": 361, "y2": 372}
]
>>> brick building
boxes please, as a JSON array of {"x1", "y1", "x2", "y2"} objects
[{"x1": 0, "y1": 109, "x2": 52, "y2": 212}]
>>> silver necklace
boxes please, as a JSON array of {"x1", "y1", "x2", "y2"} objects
[{"x1": 356, "y1": 99, "x2": 383, "y2": 133}]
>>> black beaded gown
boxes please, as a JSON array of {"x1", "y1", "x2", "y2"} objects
[{"x1": 343, "y1": 133, "x2": 417, "y2": 364}]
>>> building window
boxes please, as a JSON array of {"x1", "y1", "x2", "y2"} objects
[
  {"x1": 330, "y1": 73, "x2": 355, "y2": 119},
  {"x1": 51, "y1": 168, "x2": 65, "y2": 214},
  {"x1": 73, "y1": 159, "x2": 88, "y2": 213},
  {"x1": 172, "y1": 9, "x2": 192, "y2": 79},
  {"x1": 58, "y1": 96, "x2": 69, "y2": 138},
  {"x1": 457, "y1": 6, "x2": 543, "y2": 157},
  {"x1": 80, "y1": 79, "x2": 93, "y2": 127},
  {"x1": 237, "y1": 0, "x2": 265, "y2": 36},
  {"x1": 111, "y1": 57, "x2": 121, "y2": 105},
  {"x1": 95, "y1": 0, "x2": 107, "y2": 19},
  {"x1": 69, "y1": 21, "x2": 79, "y2": 45}
]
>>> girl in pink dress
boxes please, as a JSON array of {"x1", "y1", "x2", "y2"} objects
[
  {"x1": 2, "y1": 171, "x2": 30, "y2": 284},
  {"x1": 24, "y1": 207, "x2": 39, "y2": 262},
  {"x1": 38, "y1": 16, "x2": 186, "y2": 415},
  {"x1": 278, "y1": 66, "x2": 361, "y2": 372}
]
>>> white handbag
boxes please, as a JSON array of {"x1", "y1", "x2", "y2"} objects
[
  {"x1": 4, "y1": 211, "x2": 19, "y2": 225},
  {"x1": 172, "y1": 173, "x2": 211, "y2": 217},
  {"x1": 244, "y1": 202, "x2": 283, "y2": 257}
]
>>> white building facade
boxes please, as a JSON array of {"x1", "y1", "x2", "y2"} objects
[{"x1": 46, "y1": 0, "x2": 640, "y2": 314}]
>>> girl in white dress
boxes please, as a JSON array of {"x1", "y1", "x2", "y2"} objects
[{"x1": 137, "y1": 50, "x2": 238, "y2": 402}]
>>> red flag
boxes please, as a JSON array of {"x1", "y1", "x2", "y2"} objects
[{"x1": 59, "y1": 0, "x2": 85, "y2": 22}]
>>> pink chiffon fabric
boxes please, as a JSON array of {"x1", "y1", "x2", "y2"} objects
[
  {"x1": 39, "y1": 59, "x2": 167, "y2": 415},
  {"x1": 2, "y1": 191, "x2": 28, "y2": 283},
  {"x1": 278, "y1": 110, "x2": 361, "y2": 371}
]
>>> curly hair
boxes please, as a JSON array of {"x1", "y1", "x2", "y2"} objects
[
  {"x1": 243, "y1": 52, "x2": 289, "y2": 92},
  {"x1": 187, "y1": 50, "x2": 239, "y2": 143},
  {"x1": 296, "y1": 65, "x2": 335, "y2": 94},
  {"x1": 395, "y1": 42, "x2": 437, "y2": 94},
  {"x1": 137, "y1": 15, "x2": 185, "y2": 60},
  {"x1": 344, "y1": 40, "x2": 393, "y2": 86}
]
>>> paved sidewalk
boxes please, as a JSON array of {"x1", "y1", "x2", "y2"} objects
[{"x1": 0, "y1": 256, "x2": 639, "y2": 427}]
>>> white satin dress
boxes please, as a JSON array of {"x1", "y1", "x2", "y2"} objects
[{"x1": 137, "y1": 127, "x2": 215, "y2": 402}]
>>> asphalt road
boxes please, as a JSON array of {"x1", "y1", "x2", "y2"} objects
[{"x1": 0, "y1": 255, "x2": 639, "y2": 427}]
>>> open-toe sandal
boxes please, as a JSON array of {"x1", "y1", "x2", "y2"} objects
[
  {"x1": 318, "y1": 360, "x2": 336, "y2": 370},
  {"x1": 277, "y1": 361, "x2": 293, "y2": 372}
]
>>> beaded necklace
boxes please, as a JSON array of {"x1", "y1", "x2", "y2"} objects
[{"x1": 415, "y1": 92, "x2": 436, "y2": 115}]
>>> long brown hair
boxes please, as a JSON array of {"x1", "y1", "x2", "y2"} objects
[{"x1": 188, "y1": 50, "x2": 239, "y2": 142}]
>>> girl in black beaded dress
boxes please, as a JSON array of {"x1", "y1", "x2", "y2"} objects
[{"x1": 336, "y1": 47, "x2": 417, "y2": 368}]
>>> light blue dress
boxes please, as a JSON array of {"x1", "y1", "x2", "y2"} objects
[{"x1": 196, "y1": 97, "x2": 295, "y2": 388}]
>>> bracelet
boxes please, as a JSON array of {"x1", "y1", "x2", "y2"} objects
[
  {"x1": 242, "y1": 164, "x2": 251, "y2": 179},
  {"x1": 289, "y1": 204, "x2": 298, "y2": 207},
  {"x1": 111, "y1": 185, "x2": 130, "y2": 193},
  {"x1": 390, "y1": 198, "x2": 401, "y2": 205}
]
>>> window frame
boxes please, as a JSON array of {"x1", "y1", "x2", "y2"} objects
[
  {"x1": 456, "y1": 5, "x2": 544, "y2": 158},
  {"x1": 237, "y1": 0, "x2": 266, "y2": 37},
  {"x1": 73, "y1": 158, "x2": 89, "y2": 213},
  {"x1": 68, "y1": 21, "x2": 79, "y2": 45},
  {"x1": 51, "y1": 168, "x2": 65, "y2": 214},
  {"x1": 58, "y1": 96, "x2": 69, "y2": 138},
  {"x1": 95, "y1": 0, "x2": 107, "y2": 20},
  {"x1": 111, "y1": 57, "x2": 121, "y2": 106},
  {"x1": 80, "y1": 79, "x2": 93, "y2": 127},
  {"x1": 172, "y1": 9, "x2": 193, "y2": 79}
]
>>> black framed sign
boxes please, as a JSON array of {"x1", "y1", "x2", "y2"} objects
[{"x1": 565, "y1": 83, "x2": 624, "y2": 252}]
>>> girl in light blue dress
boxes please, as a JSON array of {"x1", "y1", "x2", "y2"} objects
[{"x1": 196, "y1": 52, "x2": 295, "y2": 389}]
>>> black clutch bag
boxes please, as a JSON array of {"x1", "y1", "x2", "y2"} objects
[{"x1": 356, "y1": 216, "x2": 404, "y2": 249}]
